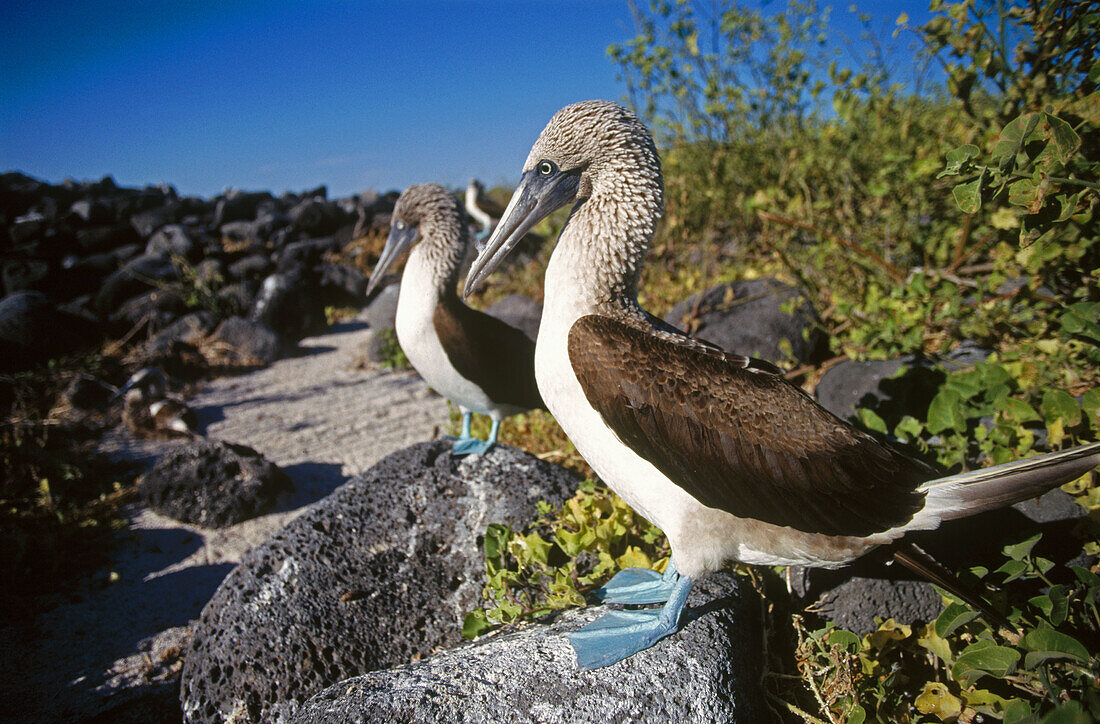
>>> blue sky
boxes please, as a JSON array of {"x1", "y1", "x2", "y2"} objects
[{"x1": 1, "y1": 1, "x2": 936, "y2": 199}]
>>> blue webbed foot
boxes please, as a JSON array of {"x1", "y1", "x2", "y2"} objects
[
  {"x1": 450, "y1": 437, "x2": 494, "y2": 456},
  {"x1": 594, "y1": 558, "x2": 679, "y2": 604},
  {"x1": 568, "y1": 575, "x2": 693, "y2": 670}
]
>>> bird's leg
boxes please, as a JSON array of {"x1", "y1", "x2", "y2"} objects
[
  {"x1": 594, "y1": 556, "x2": 680, "y2": 605},
  {"x1": 451, "y1": 412, "x2": 496, "y2": 456},
  {"x1": 460, "y1": 411, "x2": 473, "y2": 440},
  {"x1": 487, "y1": 419, "x2": 501, "y2": 444},
  {"x1": 569, "y1": 574, "x2": 694, "y2": 670}
]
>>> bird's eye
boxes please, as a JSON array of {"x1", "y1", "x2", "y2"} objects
[
  {"x1": 395, "y1": 220, "x2": 406, "y2": 230},
  {"x1": 537, "y1": 161, "x2": 555, "y2": 176}
]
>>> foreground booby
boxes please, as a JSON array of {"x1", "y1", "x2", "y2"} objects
[
  {"x1": 117, "y1": 367, "x2": 198, "y2": 439},
  {"x1": 367, "y1": 183, "x2": 544, "y2": 455},
  {"x1": 464, "y1": 100, "x2": 1100, "y2": 669}
]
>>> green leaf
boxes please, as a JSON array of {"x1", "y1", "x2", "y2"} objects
[
  {"x1": 462, "y1": 609, "x2": 490, "y2": 639},
  {"x1": 938, "y1": 143, "x2": 980, "y2": 178},
  {"x1": 1042, "y1": 114, "x2": 1081, "y2": 165},
  {"x1": 1038, "y1": 700, "x2": 1091, "y2": 724},
  {"x1": 845, "y1": 703, "x2": 867, "y2": 724},
  {"x1": 996, "y1": 397, "x2": 1041, "y2": 423},
  {"x1": 1062, "y1": 302, "x2": 1100, "y2": 344},
  {"x1": 856, "y1": 407, "x2": 888, "y2": 434},
  {"x1": 1003, "y1": 533, "x2": 1042, "y2": 561},
  {"x1": 953, "y1": 174, "x2": 984, "y2": 213},
  {"x1": 994, "y1": 559, "x2": 1028, "y2": 583},
  {"x1": 918, "y1": 625, "x2": 954, "y2": 666},
  {"x1": 1028, "y1": 594, "x2": 1053, "y2": 618},
  {"x1": 951, "y1": 639, "x2": 1020, "y2": 686},
  {"x1": 915, "y1": 681, "x2": 962, "y2": 720},
  {"x1": 927, "y1": 388, "x2": 967, "y2": 434},
  {"x1": 936, "y1": 601, "x2": 980, "y2": 637},
  {"x1": 1040, "y1": 390, "x2": 1081, "y2": 427},
  {"x1": 893, "y1": 415, "x2": 923, "y2": 441},
  {"x1": 1022, "y1": 626, "x2": 1090, "y2": 668},
  {"x1": 483, "y1": 523, "x2": 510, "y2": 559},
  {"x1": 827, "y1": 628, "x2": 862, "y2": 653},
  {"x1": 1003, "y1": 698, "x2": 1038, "y2": 724},
  {"x1": 993, "y1": 113, "x2": 1041, "y2": 171},
  {"x1": 1081, "y1": 389, "x2": 1100, "y2": 432}
]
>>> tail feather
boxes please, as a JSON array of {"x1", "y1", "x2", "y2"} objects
[
  {"x1": 892, "y1": 542, "x2": 1015, "y2": 632},
  {"x1": 920, "y1": 441, "x2": 1100, "y2": 522}
]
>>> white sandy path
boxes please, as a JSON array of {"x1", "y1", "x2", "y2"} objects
[{"x1": 0, "y1": 313, "x2": 451, "y2": 722}]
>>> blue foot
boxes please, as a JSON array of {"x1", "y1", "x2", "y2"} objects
[
  {"x1": 595, "y1": 558, "x2": 679, "y2": 604},
  {"x1": 569, "y1": 575, "x2": 693, "y2": 670},
  {"x1": 451, "y1": 437, "x2": 494, "y2": 456}
]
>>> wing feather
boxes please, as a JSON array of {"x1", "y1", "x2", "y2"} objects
[{"x1": 567, "y1": 314, "x2": 932, "y2": 536}]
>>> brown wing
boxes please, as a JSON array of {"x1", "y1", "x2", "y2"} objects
[
  {"x1": 434, "y1": 298, "x2": 545, "y2": 411},
  {"x1": 568, "y1": 314, "x2": 933, "y2": 537}
]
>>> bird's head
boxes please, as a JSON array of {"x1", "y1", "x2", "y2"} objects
[
  {"x1": 463, "y1": 100, "x2": 660, "y2": 297},
  {"x1": 367, "y1": 183, "x2": 463, "y2": 296}
]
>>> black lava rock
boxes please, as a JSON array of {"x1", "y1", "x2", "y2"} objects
[
  {"x1": 75, "y1": 223, "x2": 141, "y2": 253},
  {"x1": 94, "y1": 253, "x2": 178, "y2": 316},
  {"x1": 0, "y1": 291, "x2": 102, "y2": 371},
  {"x1": 209, "y1": 316, "x2": 282, "y2": 365},
  {"x1": 212, "y1": 191, "x2": 273, "y2": 228},
  {"x1": 145, "y1": 224, "x2": 196, "y2": 258},
  {"x1": 484, "y1": 294, "x2": 542, "y2": 341},
  {"x1": 291, "y1": 572, "x2": 766, "y2": 724},
  {"x1": 179, "y1": 440, "x2": 579, "y2": 724},
  {"x1": 664, "y1": 278, "x2": 828, "y2": 366},
  {"x1": 319, "y1": 263, "x2": 368, "y2": 307},
  {"x1": 140, "y1": 440, "x2": 293, "y2": 527},
  {"x1": 250, "y1": 272, "x2": 326, "y2": 344}
]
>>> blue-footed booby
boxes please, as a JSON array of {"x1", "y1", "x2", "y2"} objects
[
  {"x1": 367, "y1": 183, "x2": 544, "y2": 456},
  {"x1": 464, "y1": 99, "x2": 1100, "y2": 669},
  {"x1": 465, "y1": 178, "x2": 502, "y2": 248},
  {"x1": 116, "y1": 367, "x2": 198, "y2": 439}
]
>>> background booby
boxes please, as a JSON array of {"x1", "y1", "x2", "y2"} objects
[
  {"x1": 116, "y1": 367, "x2": 198, "y2": 439},
  {"x1": 368, "y1": 183, "x2": 544, "y2": 455},
  {"x1": 464, "y1": 99, "x2": 1100, "y2": 669}
]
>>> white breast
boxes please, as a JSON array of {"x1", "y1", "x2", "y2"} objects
[{"x1": 395, "y1": 248, "x2": 500, "y2": 417}]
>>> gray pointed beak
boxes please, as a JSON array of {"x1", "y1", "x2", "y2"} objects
[
  {"x1": 367, "y1": 223, "x2": 418, "y2": 296},
  {"x1": 462, "y1": 167, "x2": 580, "y2": 297},
  {"x1": 111, "y1": 378, "x2": 136, "y2": 402}
]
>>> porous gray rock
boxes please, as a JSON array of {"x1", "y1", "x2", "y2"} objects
[
  {"x1": 291, "y1": 572, "x2": 766, "y2": 724},
  {"x1": 815, "y1": 355, "x2": 945, "y2": 425},
  {"x1": 179, "y1": 440, "x2": 579, "y2": 724},
  {"x1": 140, "y1": 439, "x2": 293, "y2": 527},
  {"x1": 484, "y1": 294, "x2": 542, "y2": 341},
  {"x1": 362, "y1": 282, "x2": 399, "y2": 332},
  {"x1": 664, "y1": 278, "x2": 828, "y2": 366}
]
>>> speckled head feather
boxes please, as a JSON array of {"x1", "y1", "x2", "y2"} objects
[
  {"x1": 524, "y1": 100, "x2": 663, "y2": 207},
  {"x1": 385, "y1": 183, "x2": 470, "y2": 293}
]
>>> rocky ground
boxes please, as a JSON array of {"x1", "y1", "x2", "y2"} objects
[{"x1": 0, "y1": 310, "x2": 450, "y2": 722}]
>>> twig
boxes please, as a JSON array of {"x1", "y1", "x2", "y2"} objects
[
  {"x1": 764, "y1": 691, "x2": 832, "y2": 724},
  {"x1": 948, "y1": 212, "x2": 976, "y2": 272},
  {"x1": 756, "y1": 210, "x2": 906, "y2": 283},
  {"x1": 784, "y1": 354, "x2": 849, "y2": 382}
]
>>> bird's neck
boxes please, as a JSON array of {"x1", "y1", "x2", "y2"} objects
[
  {"x1": 408, "y1": 219, "x2": 468, "y2": 301},
  {"x1": 465, "y1": 187, "x2": 493, "y2": 228},
  {"x1": 544, "y1": 175, "x2": 661, "y2": 322}
]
